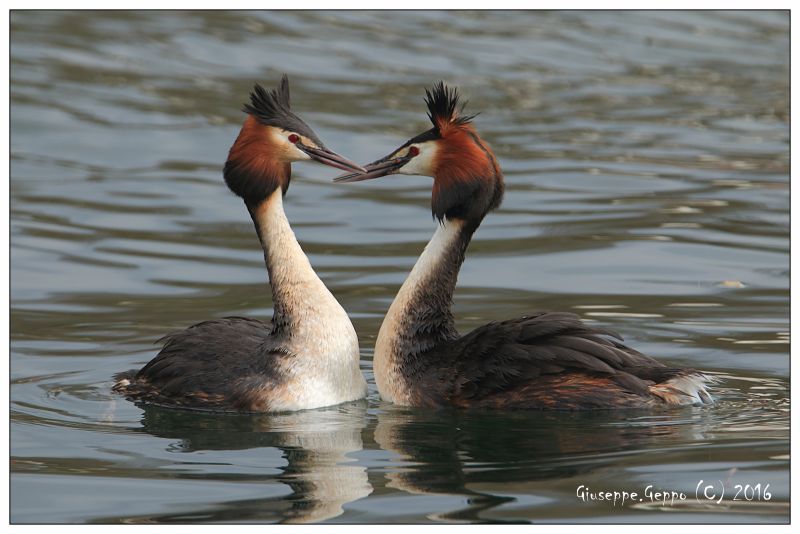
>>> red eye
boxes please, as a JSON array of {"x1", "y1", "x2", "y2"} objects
[
  {"x1": 288, "y1": 134, "x2": 300, "y2": 144},
  {"x1": 408, "y1": 146, "x2": 420, "y2": 157}
]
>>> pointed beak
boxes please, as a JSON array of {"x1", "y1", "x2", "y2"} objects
[
  {"x1": 333, "y1": 153, "x2": 411, "y2": 183},
  {"x1": 297, "y1": 143, "x2": 366, "y2": 173}
]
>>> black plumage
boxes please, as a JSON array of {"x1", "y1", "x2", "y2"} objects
[
  {"x1": 424, "y1": 81, "x2": 478, "y2": 129},
  {"x1": 114, "y1": 317, "x2": 291, "y2": 411}
]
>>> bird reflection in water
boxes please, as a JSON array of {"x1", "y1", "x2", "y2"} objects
[
  {"x1": 373, "y1": 407, "x2": 709, "y2": 522},
  {"x1": 112, "y1": 401, "x2": 709, "y2": 523},
  {"x1": 120, "y1": 401, "x2": 371, "y2": 524}
]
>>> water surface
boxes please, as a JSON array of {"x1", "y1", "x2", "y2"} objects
[{"x1": 10, "y1": 10, "x2": 789, "y2": 523}]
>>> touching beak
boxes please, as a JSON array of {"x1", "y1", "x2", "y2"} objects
[
  {"x1": 297, "y1": 143, "x2": 366, "y2": 174},
  {"x1": 333, "y1": 152, "x2": 411, "y2": 183}
]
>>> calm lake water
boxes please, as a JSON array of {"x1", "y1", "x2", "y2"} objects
[{"x1": 9, "y1": 10, "x2": 789, "y2": 523}]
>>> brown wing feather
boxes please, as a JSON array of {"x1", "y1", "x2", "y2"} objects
[{"x1": 408, "y1": 312, "x2": 688, "y2": 409}]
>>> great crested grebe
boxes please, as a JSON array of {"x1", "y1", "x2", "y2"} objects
[
  {"x1": 335, "y1": 82, "x2": 713, "y2": 410},
  {"x1": 114, "y1": 75, "x2": 368, "y2": 412}
]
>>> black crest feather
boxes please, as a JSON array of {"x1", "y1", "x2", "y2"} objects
[
  {"x1": 424, "y1": 81, "x2": 479, "y2": 131},
  {"x1": 243, "y1": 74, "x2": 292, "y2": 125},
  {"x1": 241, "y1": 74, "x2": 324, "y2": 147}
]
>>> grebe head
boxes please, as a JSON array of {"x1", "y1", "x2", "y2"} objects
[
  {"x1": 225, "y1": 74, "x2": 364, "y2": 206},
  {"x1": 335, "y1": 81, "x2": 503, "y2": 223}
]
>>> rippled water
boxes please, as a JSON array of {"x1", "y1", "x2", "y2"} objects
[{"x1": 10, "y1": 10, "x2": 789, "y2": 523}]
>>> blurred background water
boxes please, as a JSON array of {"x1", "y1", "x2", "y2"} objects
[{"x1": 9, "y1": 10, "x2": 789, "y2": 523}]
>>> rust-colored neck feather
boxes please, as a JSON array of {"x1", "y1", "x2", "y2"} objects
[
  {"x1": 431, "y1": 125, "x2": 503, "y2": 224},
  {"x1": 224, "y1": 116, "x2": 291, "y2": 209}
]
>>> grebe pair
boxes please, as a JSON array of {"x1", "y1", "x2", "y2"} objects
[{"x1": 114, "y1": 76, "x2": 712, "y2": 412}]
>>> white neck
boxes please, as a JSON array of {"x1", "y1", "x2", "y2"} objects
[
  {"x1": 256, "y1": 190, "x2": 338, "y2": 326},
  {"x1": 253, "y1": 189, "x2": 365, "y2": 410},
  {"x1": 374, "y1": 219, "x2": 466, "y2": 404}
]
